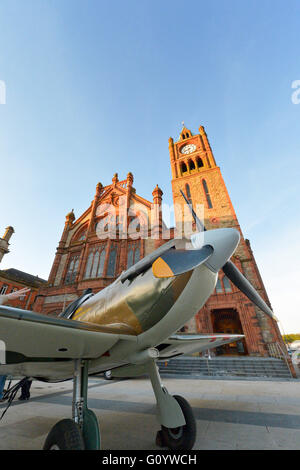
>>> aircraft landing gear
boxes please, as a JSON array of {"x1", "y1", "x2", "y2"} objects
[
  {"x1": 148, "y1": 360, "x2": 196, "y2": 450},
  {"x1": 43, "y1": 360, "x2": 100, "y2": 450},
  {"x1": 43, "y1": 419, "x2": 85, "y2": 450},
  {"x1": 155, "y1": 395, "x2": 196, "y2": 450}
]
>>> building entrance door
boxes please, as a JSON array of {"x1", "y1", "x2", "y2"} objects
[{"x1": 211, "y1": 309, "x2": 247, "y2": 356}]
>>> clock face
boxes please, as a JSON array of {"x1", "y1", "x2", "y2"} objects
[{"x1": 180, "y1": 144, "x2": 196, "y2": 155}]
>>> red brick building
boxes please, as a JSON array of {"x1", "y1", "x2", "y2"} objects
[
  {"x1": 0, "y1": 268, "x2": 47, "y2": 310},
  {"x1": 34, "y1": 172, "x2": 165, "y2": 316},
  {"x1": 34, "y1": 124, "x2": 285, "y2": 357},
  {"x1": 0, "y1": 226, "x2": 47, "y2": 309},
  {"x1": 0, "y1": 226, "x2": 14, "y2": 263}
]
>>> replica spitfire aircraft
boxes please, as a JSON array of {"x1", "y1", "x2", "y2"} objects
[{"x1": 0, "y1": 193, "x2": 275, "y2": 450}]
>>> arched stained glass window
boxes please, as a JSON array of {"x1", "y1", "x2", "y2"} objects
[
  {"x1": 91, "y1": 250, "x2": 100, "y2": 278},
  {"x1": 107, "y1": 243, "x2": 118, "y2": 277},
  {"x1": 65, "y1": 253, "x2": 80, "y2": 285},
  {"x1": 97, "y1": 249, "x2": 106, "y2": 277},
  {"x1": 84, "y1": 244, "x2": 106, "y2": 279},
  {"x1": 202, "y1": 179, "x2": 213, "y2": 209},
  {"x1": 127, "y1": 241, "x2": 141, "y2": 268},
  {"x1": 84, "y1": 251, "x2": 93, "y2": 279}
]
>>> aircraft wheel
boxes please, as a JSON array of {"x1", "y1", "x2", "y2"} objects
[
  {"x1": 160, "y1": 395, "x2": 196, "y2": 450},
  {"x1": 43, "y1": 419, "x2": 85, "y2": 450},
  {"x1": 103, "y1": 370, "x2": 113, "y2": 380}
]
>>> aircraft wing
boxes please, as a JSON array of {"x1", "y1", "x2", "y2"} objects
[
  {"x1": 157, "y1": 333, "x2": 244, "y2": 359},
  {"x1": 0, "y1": 305, "x2": 136, "y2": 380},
  {"x1": 109, "y1": 333, "x2": 245, "y2": 379}
]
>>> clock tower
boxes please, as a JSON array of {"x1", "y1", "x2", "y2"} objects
[
  {"x1": 169, "y1": 124, "x2": 238, "y2": 234},
  {"x1": 168, "y1": 124, "x2": 285, "y2": 357}
]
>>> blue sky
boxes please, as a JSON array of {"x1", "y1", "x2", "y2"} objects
[{"x1": 0, "y1": 0, "x2": 299, "y2": 333}]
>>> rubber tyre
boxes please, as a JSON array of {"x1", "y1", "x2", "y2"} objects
[
  {"x1": 161, "y1": 395, "x2": 196, "y2": 450},
  {"x1": 104, "y1": 370, "x2": 113, "y2": 380},
  {"x1": 43, "y1": 419, "x2": 85, "y2": 450}
]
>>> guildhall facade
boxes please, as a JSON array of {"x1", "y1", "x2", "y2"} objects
[{"x1": 34, "y1": 125, "x2": 284, "y2": 357}]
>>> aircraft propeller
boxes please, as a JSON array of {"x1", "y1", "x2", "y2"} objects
[
  {"x1": 222, "y1": 260, "x2": 275, "y2": 319},
  {"x1": 153, "y1": 190, "x2": 276, "y2": 320}
]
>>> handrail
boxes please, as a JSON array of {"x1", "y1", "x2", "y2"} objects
[{"x1": 267, "y1": 342, "x2": 293, "y2": 378}]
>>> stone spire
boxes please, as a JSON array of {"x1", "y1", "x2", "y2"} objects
[{"x1": 152, "y1": 184, "x2": 163, "y2": 248}]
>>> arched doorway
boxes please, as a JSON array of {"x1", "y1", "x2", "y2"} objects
[{"x1": 211, "y1": 309, "x2": 248, "y2": 356}]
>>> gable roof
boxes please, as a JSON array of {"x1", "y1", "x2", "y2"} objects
[
  {"x1": 0, "y1": 268, "x2": 47, "y2": 287},
  {"x1": 72, "y1": 177, "x2": 153, "y2": 228}
]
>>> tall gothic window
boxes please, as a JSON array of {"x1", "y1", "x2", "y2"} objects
[
  {"x1": 84, "y1": 244, "x2": 106, "y2": 279},
  {"x1": 196, "y1": 156, "x2": 203, "y2": 168},
  {"x1": 65, "y1": 253, "x2": 80, "y2": 284},
  {"x1": 216, "y1": 278, "x2": 223, "y2": 294},
  {"x1": 181, "y1": 162, "x2": 187, "y2": 173},
  {"x1": 202, "y1": 179, "x2": 213, "y2": 209},
  {"x1": 223, "y1": 276, "x2": 232, "y2": 293},
  {"x1": 188, "y1": 159, "x2": 195, "y2": 171},
  {"x1": 106, "y1": 242, "x2": 118, "y2": 277},
  {"x1": 185, "y1": 183, "x2": 192, "y2": 207},
  {"x1": 127, "y1": 241, "x2": 141, "y2": 268}
]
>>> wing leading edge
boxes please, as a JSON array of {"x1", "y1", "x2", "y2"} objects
[
  {"x1": 0, "y1": 305, "x2": 136, "y2": 379},
  {"x1": 157, "y1": 333, "x2": 244, "y2": 359}
]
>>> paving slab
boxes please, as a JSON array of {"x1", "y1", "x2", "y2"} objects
[{"x1": 0, "y1": 376, "x2": 299, "y2": 450}]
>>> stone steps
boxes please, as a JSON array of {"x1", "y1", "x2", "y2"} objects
[{"x1": 158, "y1": 356, "x2": 292, "y2": 379}]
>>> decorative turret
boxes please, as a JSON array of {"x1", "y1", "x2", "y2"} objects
[
  {"x1": 152, "y1": 184, "x2": 163, "y2": 247},
  {"x1": 3, "y1": 226, "x2": 14, "y2": 242},
  {"x1": 126, "y1": 172, "x2": 134, "y2": 207},
  {"x1": 152, "y1": 184, "x2": 163, "y2": 203},
  {"x1": 0, "y1": 226, "x2": 14, "y2": 263},
  {"x1": 112, "y1": 173, "x2": 119, "y2": 186},
  {"x1": 127, "y1": 172, "x2": 134, "y2": 187},
  {"x1": 48, "y1": 211, "x2": 75, "y2": 285},
  {"x1": 199, "y1": 125, "x2": 216, "y2": 166},
  {"x1": 65, "y1": 209, "x2": 75, "y2": 227},
  {"x1": 179, "y1": 122, "x2": 193, "y2": 141},
  {"x1": 95, "y1": 182, "x2": 103, "y2": 197}
]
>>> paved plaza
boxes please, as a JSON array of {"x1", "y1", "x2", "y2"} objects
[{"x1": 0, "y1": 375, "x2": 300, "y2": 450}]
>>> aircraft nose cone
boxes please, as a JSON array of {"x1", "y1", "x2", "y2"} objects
[{"x1": 203, "y1": 228, "x2": 240, "y2": 272}]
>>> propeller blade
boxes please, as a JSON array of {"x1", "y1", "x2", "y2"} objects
[
  {"x1": 222, "y1": 260, "x2": 276, "y2": 319},
  {"x1": 152, "y1": 245, "x2": 213, "y2": 278},
  {"x1": 180, "y1": 190, "x2": 276, "y2": 321},
  {"x1": 180, "y1": 189, "x2": 206, "y2": 232}
]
